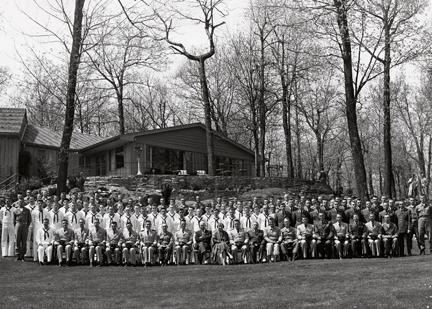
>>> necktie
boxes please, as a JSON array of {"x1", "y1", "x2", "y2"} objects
[
  {"x1": 44, "y1": 229, "x2": 49, "y2": 240},
  {"x1": 92, "y1": 213, "x2": 96, "y2": 223},
  {"x1": 39, "y1": 211, "x2": 44, "y2": 222},
  {"x1": 72, "y1": 212, "x2": 77, "y2": 223},
  {"x1": 54, "y1": 212, "x2": 59, "y2": 222},
  {"x1": 214, "y1": 219, "x2": 219, "y2": 229},
  {"x1": 264, "y1": 215, "x2": 269, "y2": 227},
  {"x1": 246, "y1": 218, "x2": 251, "y2": 228},
  {"x1": 110, "y1": 214, "x2": 114, "y2": 224},
  {"x1": 230, "y1": 218, "x2": 234, "y2": 229}
]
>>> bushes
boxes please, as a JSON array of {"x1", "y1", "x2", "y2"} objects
[{"x1": 16, "y1": 177, "x2": 44, "y2": 193}]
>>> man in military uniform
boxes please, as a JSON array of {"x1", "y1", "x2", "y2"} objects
[
  {"x1": 15, "y1": 199, "x2": 32, "y2": 261},
  {"x1": 349, "y1": 214, "x2": 367, "y2": 258},
  {"x1": 395, "y1": 201, "x2": 411, "y2": 256},
  {"x1": 0, "y1": 197, "x2": 16, "y2": 257},
  {"x1": 382, "y1": 214, "x2": 398, "y2": 258},
  {"x1": 229, "y1": 219, "x2": 249, "y2": 264},
  {"x1": 105, "y1": 221, "x2": 123, "y2": 265},
  {"x1": 415, "y1": 195, "x2": 431, "y2": 255},
  {"x1": 36, "y1": 218, "x2": 54, "y2": 265},
  {"x1": 73, "y1": 218, "x2": 89, "y2": 265},
  {"x1": 280, "y1": 218, "x2": 297, "y2": 261},
  {"x1": 158, "y1": 223, "x2": 174, "y2": 266},
  {"x1": 54, "y1": 219, "x2": 75, "y2": 266},
  {"x1": 312, "y1": 212, "x2": 334, "y2": 259},
  {"x1": 296, "y1": 215, "x2": 314, "y2": 259},
  {"x1": 174, "y1": 219, "x2": 193, "y2": 265},
  {"x1": 88, "y1": 218, "x2": 107, "y2": 266},
  {"x1": 122, "y1": 221, "x2": 140, "y2": 266},
  {"x1": 140, "y1": 220, "x2": 158, "y2": 266}
]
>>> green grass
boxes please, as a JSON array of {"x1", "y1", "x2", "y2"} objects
[{"x1": 0, "y1": 253, "x2": 432, "y2": 309}]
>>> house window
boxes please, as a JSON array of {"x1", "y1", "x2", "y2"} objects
[{"x1": 115, "y1": 147, "x2": 125, "y2": 169}]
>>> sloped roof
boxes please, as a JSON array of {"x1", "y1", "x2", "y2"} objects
[
  {"x1": 23, "y1": 124, "x2": 110, "y2": 151},
  {"x1": 82, "y1": 122, "x2": 254, "y2": 156},
  {"x1": 0, "y1": 108, "x2": 26, "y2": 136}
]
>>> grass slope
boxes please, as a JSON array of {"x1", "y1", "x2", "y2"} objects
[{"x1": 0, "y1": 254, "x2": 431, "y2": 309}]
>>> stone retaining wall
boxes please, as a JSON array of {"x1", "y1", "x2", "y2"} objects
[{"x1": 84, "y1": 175, "x2": 333, "y2": 199}]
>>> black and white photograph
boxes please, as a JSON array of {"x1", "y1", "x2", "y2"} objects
[{"x1": 0, "y1": 0, "x2": 431, "y2": 308}]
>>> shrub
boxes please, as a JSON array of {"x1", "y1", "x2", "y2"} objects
[{"x1": 17, "y1": 177, "x2": 44, "y2": 193}]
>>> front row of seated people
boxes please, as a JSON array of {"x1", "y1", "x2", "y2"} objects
[{"x1": 35, "y1": 211, "x2": 399, "y2": 266}]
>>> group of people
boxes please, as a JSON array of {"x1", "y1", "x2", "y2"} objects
[{"x1": 0, "y1": 189, "x2": 431, "y2": 267}]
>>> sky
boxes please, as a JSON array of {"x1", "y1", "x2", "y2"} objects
[{"x1": 0, "y1": 0, "x2": 250, "y2": 75}]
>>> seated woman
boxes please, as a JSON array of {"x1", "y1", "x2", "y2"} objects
[{"x1": 211, "y1": 223, "x2": 233, "y2": 265}]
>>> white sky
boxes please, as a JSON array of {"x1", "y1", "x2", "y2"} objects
[{"x1": 0, "y1": 0, "x2": 250, "y2": 74}]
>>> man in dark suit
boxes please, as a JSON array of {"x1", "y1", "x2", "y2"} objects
[
  {"x1": 349, "y1": 214, "x2": 367, "y2": 257},
  {"x1": 193, "y1": 221, "x2": 212, "y2": 264},
  {"x1": 395, "y1": 201, "x2": 411, "y2": 256},
  {"x1": 247, "y1": 222, "x2": 265, "y2": 263}
]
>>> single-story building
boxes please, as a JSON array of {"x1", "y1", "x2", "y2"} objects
[{"x1": 0, "y1": 108, "x2": 255, "y2": 186}]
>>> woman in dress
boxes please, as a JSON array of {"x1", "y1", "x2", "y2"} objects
[{"x1": 211, "y1": 223, "x2": 232, "y2": 265}]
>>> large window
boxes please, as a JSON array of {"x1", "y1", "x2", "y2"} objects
[{"x1": 115, "y1": 147, "x2": 125, "y2": 169}]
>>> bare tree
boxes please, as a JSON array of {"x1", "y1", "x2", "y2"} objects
[
  {"x1": 86, "y1": 15, "x2": 163, "y2": 134},
  {"x1": 57, "y1": 0, "x2": 86, "y2": 194},
  {"x1": 356, "y1": 0, "x2": 429, "y2": 197}
]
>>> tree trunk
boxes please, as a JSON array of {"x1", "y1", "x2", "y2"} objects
[
  {"x1": 316, "y1": 133, "x2": 324, "y2": 172},
  {"x1": 295, "y1": 101, "x2": 302, "y2": 179},
  {"x1": 117, "y1": 88, "x2": 125, "y2": 135},
  {"x1": 280, "y1": 48, "x2": 294, "y2": 179},
  {"x1": 334, "y1": 0, "x2": 368, "y2": 200},
  {"x1": 57, "y1": 0, "x2": 85, "y2": 195},
  {"x1": 198, "y1": 59, "x2": 215, "y2": 176},
  {"x1": 258, "y1": 33, "x2": 266, "y2": 177},
  {"x1": 368, "y1": 165, "x2": 374, "y2": 196},
  {"x1": 382, "y1": 18, "x2": 394, "y2": 198}
]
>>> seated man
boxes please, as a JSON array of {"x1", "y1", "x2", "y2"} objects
[
  {"x1": 174, "y1": 219, "x2": 193, "y2": 265},
  {"x1": 158, "y1": 223, "x2": 174, "y2": 266},
  {"x1": 73, "y1": 218, "x2": 89, "y2": 265},
  {"x1": 229, "y1": 219, "x2": 249, "y2": 264},
  {"x1": 365, "y1": 213, "x2": 383, "y2": 257},
  {"x1": 106, "y1": 221, "x2": 123, "y2": 265},
  {"x1": 140, "y1": 220, "x2": 158, "y2": 266},
  {"x1": 296, "y1": 215, "x2": 314, "y2": 259},
  {"x1": 88, "y1": 218, "x2": 107, "y2": 267},
  {"x1": 311, "y1": 212, "x2": 334, "y2": 259},
  {"x1": 194, "y1": 221, "x2": 212, "y2": 264},
  {"x1": 280, "y1": 218, "x2": 297, "y2": 261},
  {"x1": 36, "y1": 218, "x2": 54, "y2": 265},
  {"x1": 333, "y1": 214, "x2": 350, "y2": 259},
  {"x1": 122, "y1": 221, "x2": 140, "y2": 266},
  {"x1": 382, "y1": 214, "x2": 398, "y2": 258},
  {"x1": 349, "y1": 214, "x2": 367, "y2": 258},
  {"x1": 54, "y1": 219, "x2": 75, "y2": 266},
  {"x1": 264, "y1": 217, "x2": 281, "y2": 262},
  {"x1": 247, "y1": 222, "x2": 265, "y2": 263}
]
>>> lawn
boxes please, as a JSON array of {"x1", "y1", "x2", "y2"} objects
[{"x1": 0, "y1": 253, "x2": 431, "y2": 309}]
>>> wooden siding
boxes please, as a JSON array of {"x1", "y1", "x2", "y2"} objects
[
  {"x1": 134, "y1": 127, "x2": 254, "y2": 161},
  {"x1": 0, "y1": 136, "x2": 20, "y2": 181},
  {"x1": 25, "y1": 145, "x2": 80, "y2": 178}
]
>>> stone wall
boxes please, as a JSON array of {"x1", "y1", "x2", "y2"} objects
[{"x1": 84, "y1": 175, "x2": 333, "y2": 200}]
